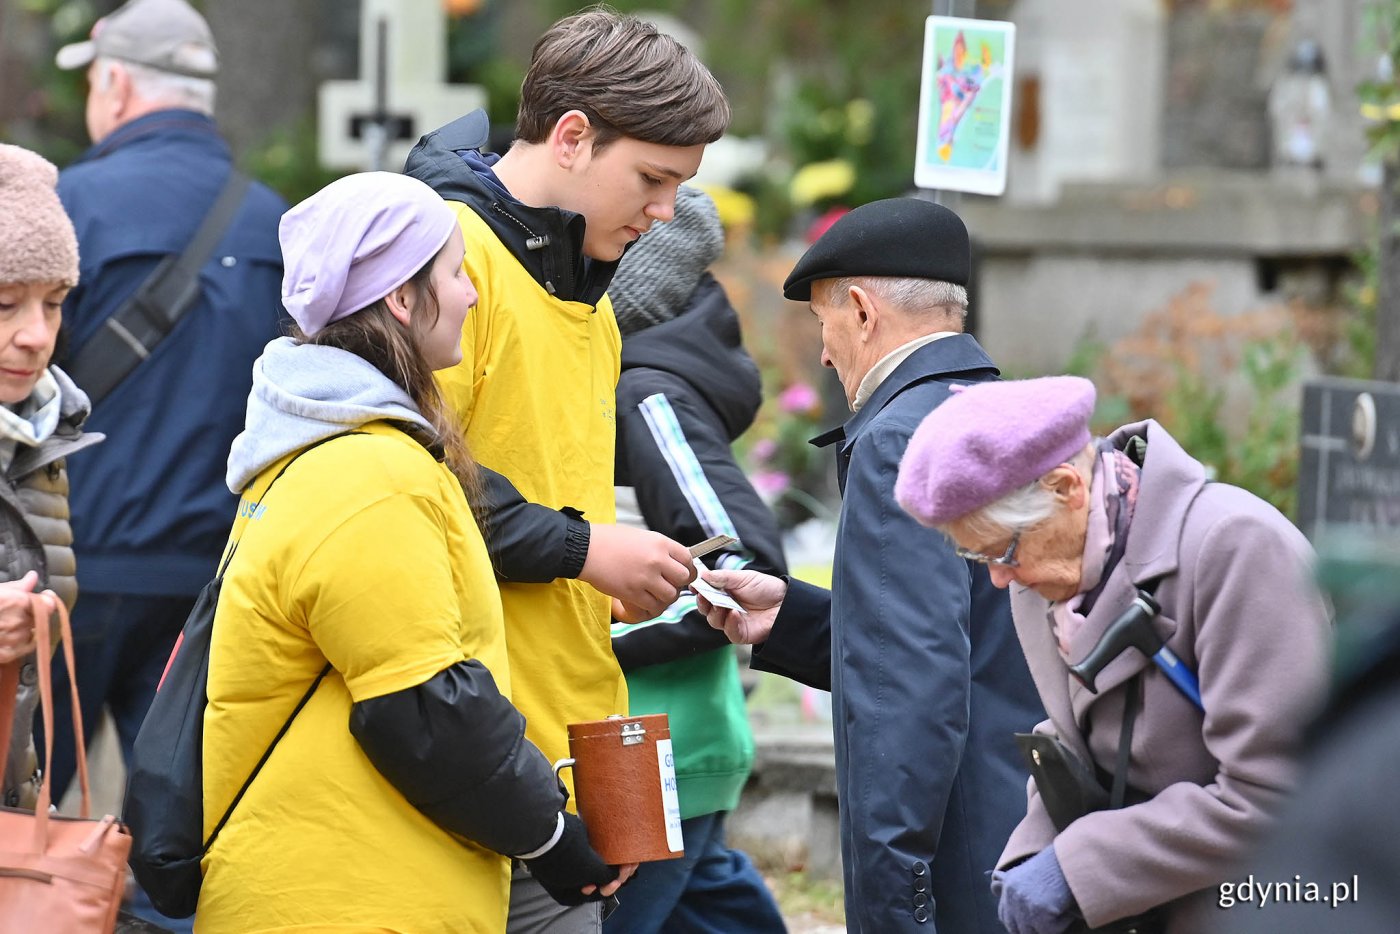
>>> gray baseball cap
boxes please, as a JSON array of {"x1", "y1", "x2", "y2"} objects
[{"x1": 55, "y1": 0, "x2": 218, "y2": 78}]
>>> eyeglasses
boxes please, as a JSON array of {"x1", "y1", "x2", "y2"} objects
[{"x1": 954, "y1": 531, "x2": 1021, "y2": 568}]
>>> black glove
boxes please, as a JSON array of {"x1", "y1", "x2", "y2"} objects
[{"x1": 522, "y1": 812, "x2": 618, "y2": 907}]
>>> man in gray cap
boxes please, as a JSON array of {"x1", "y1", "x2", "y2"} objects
[
  {"x1": 699, "y1": 198, "x2": 1044, "y2": 934},
  {"x1": 45, "y1": 2, "x2": 287, "y2": 927}
]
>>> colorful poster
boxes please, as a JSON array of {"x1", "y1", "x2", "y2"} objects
[{"x1": 915, "y1": 15, "x2": 1016, "y2": 195}]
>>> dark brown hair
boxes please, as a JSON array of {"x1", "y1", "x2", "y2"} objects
[
  {"x1": 292, "y1": 256, "x2": 483, "y2": 518},
  {"x1": 515, "y1": 5, "x2": 730, "y2": 151}
]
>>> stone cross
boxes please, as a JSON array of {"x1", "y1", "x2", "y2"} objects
[{"x1": 318, "y1": 0, "x2": 486, "y2": 171}]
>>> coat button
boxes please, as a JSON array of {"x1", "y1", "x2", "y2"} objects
[
  {"x1": 913, "y1": 876, "x2": 928, "y2": 893},
  {"x1": 19, "y1": 662, "x2": 36, "y2": 686},
  {"x1": 914, "y1": 893, "x2": 928, "y2": 908},
  {"x1": 914, "y1": 907, "x2": 929, "y2": 923},
  {"x1": 912, "y1": 860, "x2": 927, "y2": 876}
]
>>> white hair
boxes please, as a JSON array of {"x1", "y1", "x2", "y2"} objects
[
  {"x1": 830, "y1": 275, "x2": 968, "y2": 324},
  {"x1": 941, "y1": 442, "x2": 1099, "y2": 540},
  {"x1": 95, "y1": 55, "x2": 216, "y2": 114}
]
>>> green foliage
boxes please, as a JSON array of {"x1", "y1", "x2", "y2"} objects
[
  {"x1": 1359, "y1": 0, "x2": 1400, "y2": 158},
  {"x1": 238, "y1": 121, "x2": 345, "y2": 208},
  {"x1": 1158, "y1": 334, "x2": 1304, "y2": 518},
  {"x1": 1340, "y1": 245, "x2": 1378, "y2": 379},
  {"x1": 1233, "y1": 338, "x2": 1305, "y2": 517},
  {"x1": 1078, "y1": 285, "x2": 1307, "y2": 518},
  {"x1": 1349, "y1": 1, "x2": 1396, "y2": 381}
]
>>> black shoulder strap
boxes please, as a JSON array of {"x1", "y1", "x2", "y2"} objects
[
  {"x1": 1106, "y1": 577, "x2": 1162, "y2": 809},
  {"x1": 202, "y1": 432, "x2": 359, "y2": 852},
  {"x1": 66, "y1": 170, "x2": 251, "y2": 407}
]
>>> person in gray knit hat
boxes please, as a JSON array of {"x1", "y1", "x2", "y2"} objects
[
  {"x1": 607, "y1": 184, "x2": 725, "y2": 335},
  {"x1": 0, "y1": 143, "x2": 102, "y2": 818},
  {"x1": 605, "y1": 185, "x2": 787, "y2": 934}
]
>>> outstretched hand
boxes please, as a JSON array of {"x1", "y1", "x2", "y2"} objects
[
  {"x1": 693, "y1": 569, "x2": 786, "y2": 645},
  {"x1": 580, "y1": 524, "x2": 696, "y2": 623}
]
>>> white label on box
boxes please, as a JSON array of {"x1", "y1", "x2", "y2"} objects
[{"x1": 656, "y1": 739, "x2": 684, "y2": 853}]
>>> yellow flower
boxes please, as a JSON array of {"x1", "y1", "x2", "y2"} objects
[
  {"x1": 790, "y1": 160, "x2": 856, "y2": 207},
  {"x1": 694, "y1": 184, "x2": 756, "y2": 229},
  {"x1": 1360, "y1": 101, "x2": 1400, "y2": 121},
  {"x1": 845, "y1": 99, "x2": 875, "y2": 146}
]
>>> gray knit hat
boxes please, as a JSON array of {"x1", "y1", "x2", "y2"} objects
[
  {"x1": 609, "y1": 185, "x2": 724, "y2": 335},
  {"x1": 0, "y1": 145, "x2": 79, "y2": 288}
]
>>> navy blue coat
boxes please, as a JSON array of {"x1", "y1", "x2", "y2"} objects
[
  {"x1": 753, "y1": 334, "x2": 1044, "y2": 933},
  {"x1": 57, "y1": 110, "x2": 287, "y2": 597}
]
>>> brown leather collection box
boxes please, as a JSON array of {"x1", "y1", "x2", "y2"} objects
[{"x1": 562, "y1": 714, "x2": 684, "y2": 864}]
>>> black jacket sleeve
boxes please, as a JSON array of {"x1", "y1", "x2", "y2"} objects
[
  {"x1": 611, "y1": 385, "x2": 788, "y2": 671},
  {"x1": 350, "y1": 659, "x2": 565, "y2": 856},
  {"x1": 475, "y1": 465, "x2": 590, "y2": 582},
  {"x1": 750, "y1": 576, "x2": 834, "y2": 691},
  {"x1": 613, "y1": 614, "x2": 730, "y2": 672}
]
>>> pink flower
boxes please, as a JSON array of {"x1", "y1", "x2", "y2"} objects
[
  {"x1": 805, "y1": 206, "x2": 850, "y2": 244},
  {"x1": 750, "y1": 437, "x2": 779, "y2": 464},
  {"x1": 779, "y1": 382, "x2": 819, "y2": 415},
  {"x1": 751, "y1": 470, "x2": 791, "y2": 499}
]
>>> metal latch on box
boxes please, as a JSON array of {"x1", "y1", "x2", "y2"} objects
[{"x1": 620, "y1": 721, "x2": 646, "y2": 746}]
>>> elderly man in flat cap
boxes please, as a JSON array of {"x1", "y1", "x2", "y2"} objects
[
  {"x1": 892, "y1": 376, "x2": 1331, "y2": 934},
  {"x1": 700, "y1": 198, "x2": 1043, "y2": 934}
]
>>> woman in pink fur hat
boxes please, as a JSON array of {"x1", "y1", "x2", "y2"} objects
[
  {"x1": 894, "y1": 375, "x2": 1331, "y2": 934},
  {"x1": 0, "y1": 143, "x2": 101, "y2": 813}
]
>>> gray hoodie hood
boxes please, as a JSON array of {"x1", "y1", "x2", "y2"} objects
[{"x1": 226, "y1": 336, "x2": 435, "y2": 493}]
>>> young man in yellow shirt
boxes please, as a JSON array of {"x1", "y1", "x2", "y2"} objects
[{"x1": 405, "y1": 9, "x2": 730, "y2": 932}]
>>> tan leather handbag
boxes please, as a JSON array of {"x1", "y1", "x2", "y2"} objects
[
  {"x1": 0, "y1": 593, "x2": 132, "y2": 932},
  {"x1": 558, "y1": 713, "x2": 684, "y2": 864}
]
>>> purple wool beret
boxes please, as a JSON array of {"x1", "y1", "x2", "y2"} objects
[
  {"x1": 280, "y1": 172, "x2": 457, "y2": 336},
  {"x1": 895, "y1": 376, "x2": 1097, "y2": 528}
]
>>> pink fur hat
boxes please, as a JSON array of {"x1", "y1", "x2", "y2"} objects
[
  {"x1": 0, "y1": 144, "x2": 79, "y2": 288},
  {"x1": 895, "y1": 376, "x2": 1096, "y2": 527}
]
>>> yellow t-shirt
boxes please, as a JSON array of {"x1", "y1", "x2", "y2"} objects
[
  {"x1": 436, "y1": 203, "x2": 627, "y2": 796},
  {"x1": 199, "y1": 425, "x2": 511, "y2": 934}
]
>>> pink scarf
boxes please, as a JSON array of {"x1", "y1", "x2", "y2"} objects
[{"x1": 1049, "y1": 446, "x2": 1141, "y2": 659}]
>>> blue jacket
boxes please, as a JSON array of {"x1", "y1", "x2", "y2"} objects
[
  {"x1": 753, "y1": 334, "x2": 1044, "y2": 933},
  {"x1": 57, "y1": 110, "x2": 287, "y2": 596}
]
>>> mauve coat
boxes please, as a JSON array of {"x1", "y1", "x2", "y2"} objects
[{"x1": 997, "y1": 419, "x2": 1332, "y2": 933}]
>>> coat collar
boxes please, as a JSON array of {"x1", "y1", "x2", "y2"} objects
[
  {"x1": 79, "y1": 109, "x2": 224, "y2": 165},
  {"x1": 1062, "y1": 420, "x2": 1210, "y2": 719},
  {"x1": 809, "y1": 332, "x2": 999, "y2": 452}
]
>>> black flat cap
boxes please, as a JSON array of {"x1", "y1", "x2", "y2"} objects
[{"x1": 783, "y1": 198, "x2": 970, "y2": 301}]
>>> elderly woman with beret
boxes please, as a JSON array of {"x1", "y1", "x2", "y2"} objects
[{"x1": 894, "y1": 376, "x2": 1331, "y2": 934}]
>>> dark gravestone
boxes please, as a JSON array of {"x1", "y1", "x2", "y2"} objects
[{"x1": 1299, "y1": 377, "x2": 1400, "y2": 542}]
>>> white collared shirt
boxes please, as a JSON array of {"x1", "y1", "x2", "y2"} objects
[{"x1": 851, "y1": 332, "x2": 958, "y2": 412}]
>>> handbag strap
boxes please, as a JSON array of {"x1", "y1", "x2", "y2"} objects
[
  {"x1": 200, "y1": 432, "x2": 359, "y2": 853},
  {"x1": 0, "y1": 661, "x2": 17, "y2": 780},
  {"x1": 28, "y1": 594, "x2": 87, "y2": 852}
]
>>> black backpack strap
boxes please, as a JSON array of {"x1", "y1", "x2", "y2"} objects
[
  {"x1": 201, "y1": 431, "x2": 360, "y2": 852},
  {"x1": 66, "y1": 170, "x2": 251, "y2": 407},
  {"x1": 202, "y1": 661, "x2": 332, "y2": 852}
]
